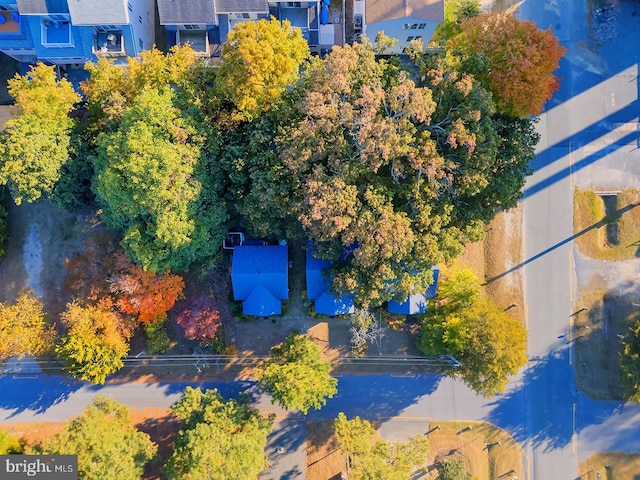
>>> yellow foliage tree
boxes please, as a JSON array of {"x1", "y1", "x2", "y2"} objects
[
  {"x1": 0, "y1": 290, "x2": 55, "y2": 359},
  {"x1": 217, "y1": 18, "x2": 309, "y2": 119},
  {"x1": 56, "y1": 302, "x2": 133, "y2": 384}
]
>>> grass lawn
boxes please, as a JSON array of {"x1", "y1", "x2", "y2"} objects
[
  {"x1": 574, "y1": 188, "x2": 640, "y2": 260},
  {"x1": 573, "y1": 289, "x2": 640, "y2": 400},
  {"x1": 579, "y1": 452, "x2": 640, "y2": 480},
  {"x1": 305, "y1": 419, "x2": 526, "y2": 480}
]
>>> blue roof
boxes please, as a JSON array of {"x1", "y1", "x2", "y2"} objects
[
  {"x1": 231, "y1": 245, "x2": 288, "y2": 316},
  {"x1": 315, "y1": 291, "x2": 354, "y2": 315},
  {"x1": 388, "y1": 294, "x2": 427, "y2": 315},
  {"x1": 306, "y1": 245, "x2": 354, "y2": 315},
  {"x1": 242, "y1": 285, "x2": 282, "y2": 316},
  {"x1": 388, "y1": 265, "x2": 439, "y2": 314}
]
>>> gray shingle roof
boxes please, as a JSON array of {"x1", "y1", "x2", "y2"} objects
[
  {"x1": 16, "y1": 0, "x2": 48, "y2": 14},
  {"x1": 214, "y1": 0, "x2": 268, "y2": 14},
  {"x1": 67, "y1": 0, "x2": 129, "y2": 26},
  {"x1": 157, "y1": 0, "x2": 217, "y2": 25},
  {"x1": 365, "y1": 0, "x2": 444, "y2": 25}
]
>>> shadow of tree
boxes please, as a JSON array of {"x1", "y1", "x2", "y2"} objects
[
  {"x1": 487, "y1": 350, "x2": 623, "y2": 451},
  {"x1": 0, "y1": 375, "x2": 83, "y2": 418}
]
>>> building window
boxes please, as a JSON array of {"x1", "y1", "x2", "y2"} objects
[
  {"x1": 235, "y1": 12, "x2": 250, "y2": 19},
  {"x1": 407, "y1": 36, "x2": 422, "y2": 41},
  {"x1": 402, "y1": 23, "x2": 411, "y2": 29},
  {"x1": 0, "y1": 5, "x2": 18, "y2": 11},
  {"x1": 410, "y1": 23, "x2": 419, "y2": 29},
  {"x1": 138, "y1": 15, "x2": 142, "y2": 23},
  {"x1": 418, "y1": 23, "x2": 426, "y2": 29},
  {"x1": 128, "y1": 2, "x2": 133, "y2": 11},
  {"x1": 184, "y1": 24, "x2": 200, "y2": 30},
  {"x1": 139, "y1": 38, "x2": 143, "y2": 49},
  {"x1": 48, "y1": 14, "x2": 68, "y2": 21},
  {"x1": 287, "y1": 1, "x2": 302, "y2": 6},
  {"x1": 96, "y1": 25, "x2": 118, "y2": 32}
]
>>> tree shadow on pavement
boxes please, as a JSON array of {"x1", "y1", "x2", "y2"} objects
[
  {"x1": 308, "y1": 374, "x2": 443, "y2": 421},
  {"x1": 0, "y1": 375, "x2": 83, "y2": 418},
  {"x1": 486, "y1": 349, "x2": 623, "y2": 452}
]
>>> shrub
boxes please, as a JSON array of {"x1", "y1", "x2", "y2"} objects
[{"x1": 144, "y1": 321, "x2": 170, "y2": 354}]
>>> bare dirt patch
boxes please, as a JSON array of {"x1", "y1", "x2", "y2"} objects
[
  {"x1": 579, "y1": 452, "x2": 640, "y2": 480},
  {"x1": 454, "y1": 205, "x2": 525, "y2": 324},
  {"x1": 573, "y1": 289, "x2": 640, "y2": 400},
  {"x1": 306, "y1": 420, "x2": 344, "y2": 480},
  {"x1": 426, "y1": 421, "x2": 525, "y2": 480}
]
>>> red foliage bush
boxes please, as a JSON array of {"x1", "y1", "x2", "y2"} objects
[{"x1": 176, "y1": 296, "x2": 221, "y2": 345}]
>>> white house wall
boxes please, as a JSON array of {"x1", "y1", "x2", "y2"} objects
[{"x1": 128, "y1": 0, "x2": 151, "y2": 53}]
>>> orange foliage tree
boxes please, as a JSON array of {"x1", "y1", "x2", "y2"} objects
[
  {"x1": 65, "y1": 238, "x2": 184, "y2": 324},
  {"x1": 109, "y1": 253, "x2": 185, "y2": 324},
  {"x1": 449, "y1": 12, "x2": 566, "y2": 117}
]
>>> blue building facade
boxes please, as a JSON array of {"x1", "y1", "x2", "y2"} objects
[{"x1": 0, "y1": 0, "x2": 151, "y2": 70}]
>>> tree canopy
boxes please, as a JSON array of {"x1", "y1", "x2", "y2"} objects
[
  {"x1": 217, "y1": 18, "x2": 309, "y2": 119},
  {"x1": 164, "y1": 387, "x2": 274, "y2": 480},
  {"x1": 448, "y1": 12, "x2": 566, "y2": 117},
  {"x1": 34, "y1": 396, "x2": 157, "y2": 480},
  {"x1": 93, "y1": 87, "x2": 227, "y2": 272},
  {"x1": 0, "y1": 63, "x2": 80, "y2": 204},
  {"x1": 334, "y1": 412, "x2": 429, "y2": 480},
  {"x1": 0, "y1": 290, "x2": 55, "y2": 359},
  {"x1": 257, "y1": 333, "x2": 337, "y2": 414},
  {"x1": 417, "y1": 268, "x2": 528, "y2": 396},
  {"x1": 56, "y1": 302, "x2": 133, "y2": 384}
]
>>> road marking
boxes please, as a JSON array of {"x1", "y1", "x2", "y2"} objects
[
  {"x1": 569, "y1": 309, "x2": 574, "y2": 365},
  {"x1": 569, "y1": 141, "x2": 573, "y2": 189},
  {"x1": 572, "y1": 403, "x2": 577, "y2": 454},
  {"x1": 569, "y1": 250, "x2": 574, "y2": 302}
]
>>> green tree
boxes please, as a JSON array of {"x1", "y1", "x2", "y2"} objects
[
  {"x1": 217, "y1": 18, "x2": 309, "y2": 119},
  {"x1": 93, "y1": 87, "x2": 227, "y2": 272},
  {"x1": 437, "y1": 458, "x2": 471, "y2": 480},
  {"x1": 257, "y1": 333, "x2": 338, "y2": 414},
  {"x1": 620, "y1": 317, "x2": 640, "y2": 402},
  {"x1": 0, "y1": 63, "x2": 80, "y2": 204},
  {"x1": 448, "y1": 12, "x2": 566, "y2": 117},
  {"x1": 33, "y1": 396, "x2": 156, "y2": 480},
  {"x1": 418, "y1": 269, "x2": 528, "y2": 397},
  {"x1": 164, "y1": 387, "x2": 274, "y2": 480},
  {"x1": 56, "y1": 302, "x2": 133, "y2": 384},
  {"x1": 0, "y1": 290, "x2": 55, "y2": 359},
  {"x1": 334, "y1": 413, "x2": 429, "y2": 480}
]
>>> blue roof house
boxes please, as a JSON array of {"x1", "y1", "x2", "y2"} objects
[
  {"x1": 231, "y1": 245, "x2": 288, "y2": 316},
  {"x1": 306, "y1": 246, "x2": 354, "y2": 316},
  {"x1": 388, "y1": 265, "x2": 440, "y2": 315},
  {"x1": 0, "y1": 0, "x2": 151, "y2": 69}
]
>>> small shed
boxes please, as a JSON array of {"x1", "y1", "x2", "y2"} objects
[
  {"x1": 387, "y1": 266, "x2": 440, "y2": 315},
  {"x1": 231, "y1": 245, "x2": 288, "y2": 316},
  {"x1": 306, "y1": 246, "x2": 354, "y2": 316}
]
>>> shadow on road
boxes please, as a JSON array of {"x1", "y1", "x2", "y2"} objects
[
  {"x1": 0, "y1": 375, "x2": 83, "y2": 417},
  {"x1": 309, "y1": 374, "x2": 443, "y2": 421},
  {"x1": 487, "y1": 350, "x2": 623, "y2": 451},
  {"x1": 485, "y1": 202, "x2": 639, "y2": 284}
]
